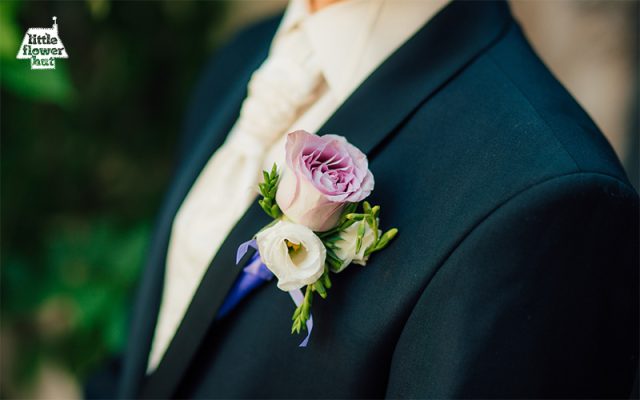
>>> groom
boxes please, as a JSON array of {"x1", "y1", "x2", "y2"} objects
[{"x1": 118, "y1": 0, "x2": 639, "y2": 398}]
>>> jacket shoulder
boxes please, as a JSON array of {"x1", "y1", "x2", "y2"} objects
[{"x1": 483, "y1": 23, "x2": 629, "y2": 183}]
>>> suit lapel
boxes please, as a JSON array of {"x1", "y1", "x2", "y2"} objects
[
  {"x1": 321, "y1": 0, "x2": 511, "y2": 156},
  {"x1": 139, "y1": 1, "x2": 512, "y2": 397},
  {"x1": 118, "y1": 19, "x2": 279, "y2": 399},
  {"x1": 141, "y1": 202, "x2": 269, "y2": 399},
  {"x1": 119, "y1": 82, "x2": 251, "y2": 399}
]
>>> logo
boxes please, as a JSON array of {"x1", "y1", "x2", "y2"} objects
[{"x1": 16, "y1": 16, "x2": 69, "y2": 70}]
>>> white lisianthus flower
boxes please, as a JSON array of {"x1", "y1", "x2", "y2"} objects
[
  {"x1": 256, "y1": 221, "x2": 326, "y2": 291},
  {"x1": 333, "y1": 219, "x2": 380, "y2": 273}
]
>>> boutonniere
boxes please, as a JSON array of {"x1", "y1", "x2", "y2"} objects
[{"x1": 236, "y1": 130, "x2": 398, "y2": 345}]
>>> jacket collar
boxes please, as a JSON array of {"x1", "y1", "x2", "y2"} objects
[
  {"x1": 133, "y1": 1, "x2": 513, "y2": 397},
  {"x1": 276, "y1": 0, "x2": 449, "y2": 103},
  {"x1": 320, "y1": 0, "x2": 511, "y2": 156}
]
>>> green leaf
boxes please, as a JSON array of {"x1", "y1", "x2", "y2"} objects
[
  {"x1": 322, "y1": 270, "x2": 332, "y2": 289},
  {"x1": 327, "y1": 259, "x2": 342, "y2": 272},
  {"x1": 338, "y1": 218, "x2": 357, "y2": 231},
  {"x1": 366, "y1": 215, "x2": 378, "y2": 243},
  {"x1": 323, "y1": 235, "x2": 342, "y2": 244},
  {"x1": 258, "y1": 199, "x2": 273, "y2": 217},
  {"x1": 292, "y1": 305, "x2": 301, "y2": 321},
  {"x1": 371, "y1": 205, "x2": 380, "y2": 217},
  {"x1": 291, "y1": 318, "x2": 302, "y2": 334},
  {"x1": 374, "y1": 228, "x2": 398, "y2": 251},
  {"x1": 355, "y1": 221, "x2": 366, "y2": 253},
  {"x1": 313, "y1": 279, "x2": 327, "y2": 299},
  {"x1": 291, "y1": 285, "x2": 315, "y2": 334},
  {"x1": 325, "y1": 247, "x2": 343, "y2": 265},
  {"x1": 257, "y1": 164, "x2": 281, "y2": 218}
]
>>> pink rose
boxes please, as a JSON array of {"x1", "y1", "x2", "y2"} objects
[{"x1": 275, "y1": 130, "x2": 374, "y2": 232}]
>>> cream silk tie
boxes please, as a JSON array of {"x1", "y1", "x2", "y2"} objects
[{"x1": 147, "y1": 26, "x2": 325, "y2": 372}]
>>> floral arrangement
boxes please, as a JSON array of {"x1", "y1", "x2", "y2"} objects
[{"x1": 237, "y1": 130, "x2": 397, "y2": 342}]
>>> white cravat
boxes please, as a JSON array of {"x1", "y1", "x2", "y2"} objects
[
  {"x1": 148, "y1": 0, "x2": 450, "y2": 373},
  {"x1": 147, "y1": 26, "x2": 324, "y2": 373}
]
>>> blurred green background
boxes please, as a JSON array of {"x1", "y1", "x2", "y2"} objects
[
  {"x1": 1, "y1": 0, "x2": 234, "y2": 397},
  {"x1": 1, "y1": 0, "x2": 637, "y2": 398}
]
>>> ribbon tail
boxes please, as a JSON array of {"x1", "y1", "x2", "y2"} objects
[
  {"x1": 289, "y1": 289, "x2": 313, "y2": 347},
  {"x1": 236, "y1": 238, "x2": 258, "y2": 264}
]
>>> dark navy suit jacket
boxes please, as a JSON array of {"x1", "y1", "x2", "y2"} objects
[{"x1": 118, "y1": 1, "x2": 639, "y2": 398}]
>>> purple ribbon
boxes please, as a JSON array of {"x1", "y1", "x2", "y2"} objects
[
  {"x1": 226, "y1": 239, "x2": 312, "y2": 347},
  {"x1": 235, "y1": 239, "x2": 258, "y2": 264}
]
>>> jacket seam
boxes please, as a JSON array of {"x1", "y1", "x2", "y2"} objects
[
  {"x1": 485, "y1": 43, "x2": 582, "y2": 172},
  {"x1": 431, "y1": 171, "x2": 633, "y2": 280}
]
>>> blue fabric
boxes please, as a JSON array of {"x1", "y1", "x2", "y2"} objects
[{"x1": 216, "y1": 252, "x2": 272, "y2": 320}]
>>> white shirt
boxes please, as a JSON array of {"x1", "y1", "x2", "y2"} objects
[{"x1": 148, "y1": 0, "x2": 449, "y2": 373}]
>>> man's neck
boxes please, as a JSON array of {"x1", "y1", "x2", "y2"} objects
[{"x1": 308, "y1": 0, "x2": 343, "y2": 13}]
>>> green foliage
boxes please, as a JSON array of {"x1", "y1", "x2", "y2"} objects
[
  {"x1": 7, "y1": 221, "x2": 150, "y2": 378},
  {"x1": 1, "y1": 0, "x2": 229, "y2": 394},
  {"x1": 289, "y1": 201, "x2": 398, "y2": 336},
  {"x1": 0, "y1": 1, "x2": 23, "y2": 58},
  {"x1": 2, "y1": 59, "x2": 76, "y2": 105},
  {"x1": 343, "y1": 201, "x2": 398, "y2": 256},
  {"x1": 365, "y1": 227, "x2": 399, "y2": 256},
  {"x1": 258, "y1": 163, "x2": 282, "y2": 219},
  {"x1": 291, "y1": 284, "x2": 313, "y2": 335}
]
